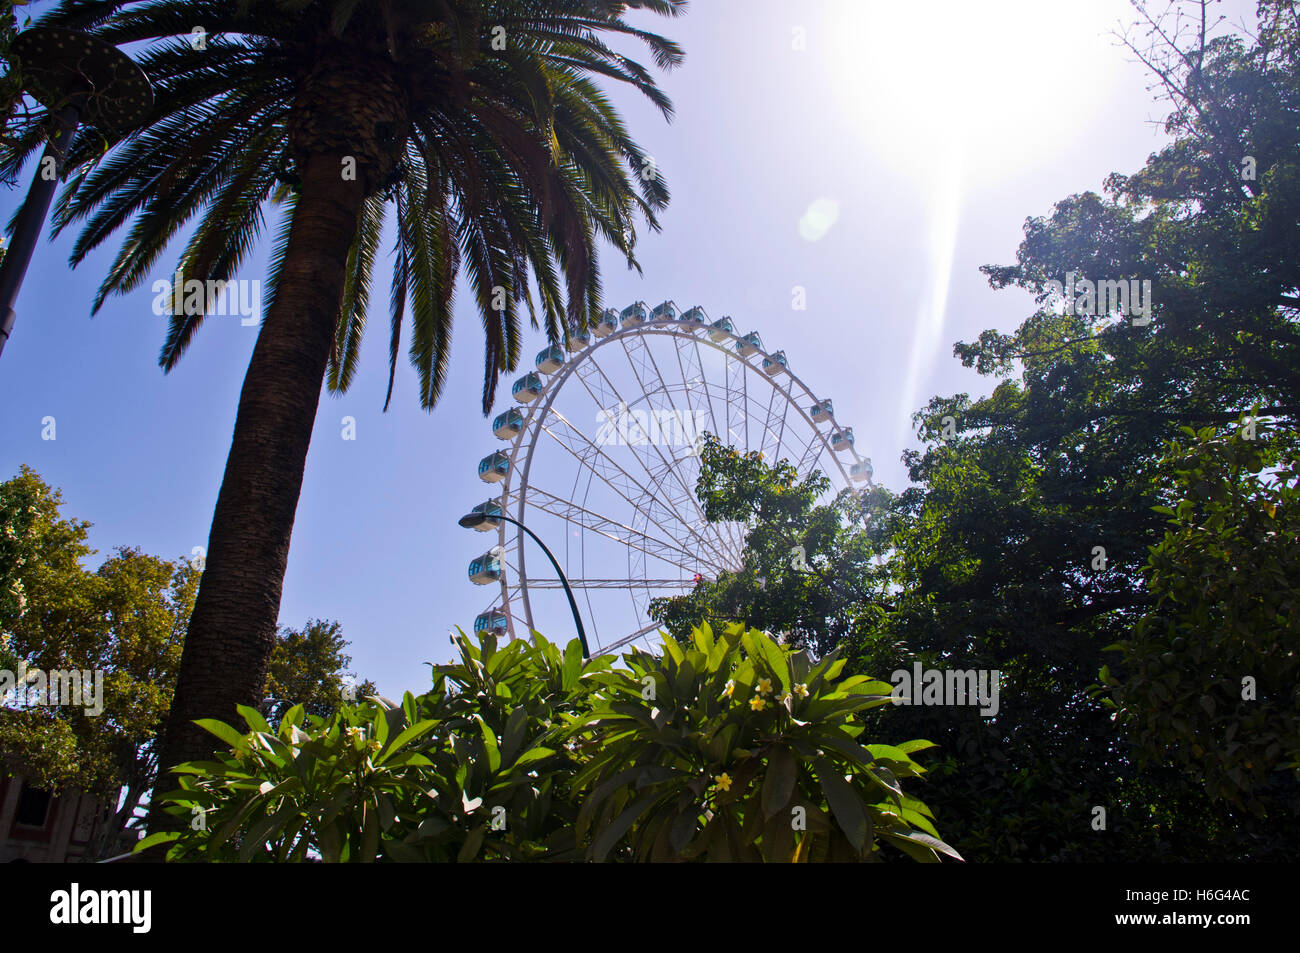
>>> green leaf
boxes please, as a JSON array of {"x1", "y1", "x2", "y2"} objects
[
  {"x1": 897, "y1": 739, "x2": 937, "y2": 755},
  {"x1": 866, "y1": 743, "x2": 914, "y2": 764},
  {"x1": 236, "y1": 705, "x2": 272, "y2": 734},
  {"x1": 889, "y1": 829, "x2": 963, "y2": 861},
  {"x1": 457, "y1": 824, "x2": 486, "y2": 862},
  {"x1": 194, "y1": 718, "x2": 249, "y2": 751},
  {"x1": 474, "y1": 714, "x2": 501, "y2": 773},
  {"x1": 692, "y1": 623, "x2": 715, "y2": 656},
  {"x1": 563, "y1": 638, "x2": 583, "y2": 691},
  {"x1": 375, "y1": 720, "x2": 437, "y2": 765},
  {"x1": 815, "y1": 758, "x2": 870, "y2": 854},
  {"x1": 500, "y1": 706, "x2": 529, "y2": 765},
  {"x1": 661, "y1": 634, "x2": 685, "y2": 666},
  {"x1": 761, "y1": 747, "x2": 797, "y2": 818},
  {"x1": 669, "y1": 808, "x2": 699, "y2": 854},
  {"x1": 132, "y1": 831, "x2": 180, "y2": 853},
  {"x1": 880, "y1": 830, "x2": 939, "y2": 862},
  {"x1": 512, "y1": 746, "x2": 555, "y2": 768},
  {"x1": 751, "y1": 629, "x2": 791, "y2": 693},
  {"x1": 591, "y1": 791, "x2": 658, "y2": 862}
]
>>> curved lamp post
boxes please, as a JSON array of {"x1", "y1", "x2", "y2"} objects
[
  {"x1": 0, "y1": 27, "x2": 153, "y2": 360},
  {"x1": 458, "y1": 511, "x2": 591, "y2": 659}
]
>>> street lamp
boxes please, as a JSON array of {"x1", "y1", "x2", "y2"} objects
[
  {"x1": 0, "y1": 27, "x2": 153, "y2": 360},
  {"x1": 457, "y1": 510, "x2": 591, "y2": 659}
]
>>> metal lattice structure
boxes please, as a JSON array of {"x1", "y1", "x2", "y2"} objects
[{"x1": 466, "y1": 302, "x2": 874, "y2": 655}]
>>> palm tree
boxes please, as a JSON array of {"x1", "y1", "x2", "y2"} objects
[{"x1": 3, "y1": 0, "x2": 682, "y2": 813}]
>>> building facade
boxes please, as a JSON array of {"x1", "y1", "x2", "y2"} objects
[{"x1": 0, "y1": 774, "x2": 118, "y2": 863}]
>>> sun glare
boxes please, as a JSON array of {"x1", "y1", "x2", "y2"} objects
[
  {"x1": 822, "y1": 0, "x2": 1132, "y2": 439},
  {"x1": 830, "y1": 0, "x2": 1131, "y2": 182}
]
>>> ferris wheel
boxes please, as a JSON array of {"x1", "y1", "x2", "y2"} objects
[{"x1": 463, "y1": 300, "x2": 874, "y2": 656}]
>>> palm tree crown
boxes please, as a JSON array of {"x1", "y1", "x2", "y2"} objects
[{"x1": 9, "y1": 0, "x2": 682, "y2": 410}]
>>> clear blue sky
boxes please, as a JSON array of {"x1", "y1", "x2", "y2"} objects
[{"x1": 1, "y1": 0, "x2": 1259, "y2": 695}]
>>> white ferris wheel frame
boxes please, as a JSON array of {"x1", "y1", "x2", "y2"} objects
[{"x1": 476, "y1": 311, "x2": 872, "y2": 656}]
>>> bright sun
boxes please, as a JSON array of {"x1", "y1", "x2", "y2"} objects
[
  {"x1": 821, "y1": 0, "x2": 1133, "y2": 440},
  {"x1": 828, "y1": 0, "x2": 1131, "y2": 184}
]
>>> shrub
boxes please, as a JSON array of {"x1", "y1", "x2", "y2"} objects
[{"x1": 140, "y1": 624, "x2": 959, "y2": 862}]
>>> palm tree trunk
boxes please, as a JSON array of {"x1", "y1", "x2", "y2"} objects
[{"x1": 148, "y1": 153, "x2": 364, "y2": 833}]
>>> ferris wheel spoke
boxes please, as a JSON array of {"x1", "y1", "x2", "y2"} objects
[
  {"x1": 666, "y1": 335, "x2": 753, "y2": 567},
  {"x1": 726, "y1": 353, "x2": 751, "y2": 449},
  {"x1": 775, "y1": 385, "x2": 791, "y2": 463},
  {"x1": 570, "y1": 344, "x2": 691, "y2": 499},
  {"x1": 794, "y1": 424, "x2": 825, "y2": 473},
  {"x1": 615, "y1": 332, "x2": 744, "y2": 566},
  {"x1": 600, "y1": 620, "x2": 668, "y2": 654},
  {"x1": 526, "y1": 578, "x2": 695, "y2": 590},
  {"x1": 532, "y1": 410, "x2": 732, "y2": 576},
  {"x1": 757, "y1": 377, "x2": 783, "y2": 460},
  {"x1": 523, "y1": 485, "x2": 706, "y2": 576},
  {"x1": 581, "y1": 332, "x2": 744, "y2": 569},
  {"x1": 676, "y1": 333, "x2": 726, "y2": 454}
]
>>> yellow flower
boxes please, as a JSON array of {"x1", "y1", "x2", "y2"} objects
[
  {"x1": 713, "y1": 772, "x2": 732, "y2": 792},
  {"x1": 722, "y1": 680, "x2": 735, "y2": 698},
  {"x1": 750, "y1": 696, "x2": 766, "y2": 711},
  {"x1": 794, "y1": 683, "x2": 809, "y2": 698},
  {"x1": 756, "y1": 678, "x2": 773, "y2": 695},
  {"x1": 780, "y1": 693, "x2": 792, "y2": 705}
]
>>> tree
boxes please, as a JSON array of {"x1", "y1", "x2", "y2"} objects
[
  {"x1": 649, "y1": 433, "x2": 893, "y2": 658},
  {"x1": 0, "y1": 466, "x2": 371, "y2": 856},
  {"x1": 1101, "y1": 419, "x2": 1300, "y2": 814},
  {"x1": 1, "y1": 0, "x2": 684, "y2": 792},
  {"x1": 1, "y1": 466, "x2": 197, "y2": 857},
  {"x1": 263, "y1": 618, "x2": 377, "y2": 723}
]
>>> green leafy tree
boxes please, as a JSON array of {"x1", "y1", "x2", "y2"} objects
[
  {"x1": 0, "y1": 467, "x2": 371, "y2": 856},
  {"x1": 650, "y1": 434, "x2": 893, "y2": 657},
  {"x1": 263, "y1": 618, "x2": 377, "y2": 723},
  {"x1": 1, "y1": 0, "x2": 684, "y2": 790},
  {"x1": 571, "y1": 623, "x2": 957, "y2": 862},
  {"x1": 1101, "y1": 420, "x2": 1300, "y2": 812},
  {"x1": 1, "y1": 467, "x2": 198, "y2": 856}
]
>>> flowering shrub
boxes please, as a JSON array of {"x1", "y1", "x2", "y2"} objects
[
  {"x1": 571, "y1": 622, "x2": 959, "y2": 861},
  {"x1": 140, "y1": 624, "x2": 959, "y2": 862}
]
